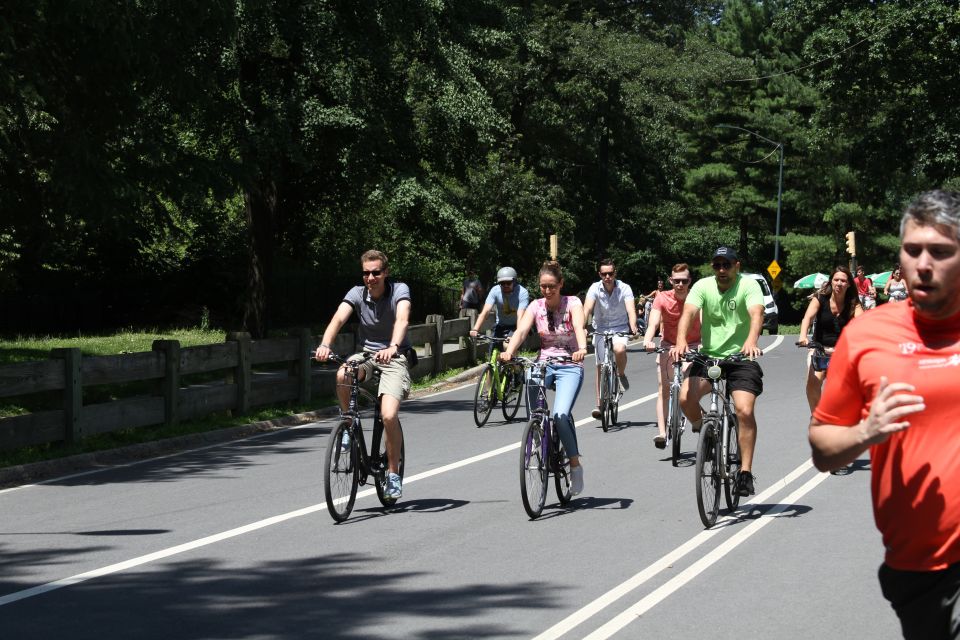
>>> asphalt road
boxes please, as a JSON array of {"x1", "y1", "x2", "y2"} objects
[{"x1": 0, "y1": 335, "x2": 901, "y2": 639}]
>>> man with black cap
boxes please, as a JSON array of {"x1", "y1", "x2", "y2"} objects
[{"x1": 670, "y1": 246, "x2": 765, "y2": 496}]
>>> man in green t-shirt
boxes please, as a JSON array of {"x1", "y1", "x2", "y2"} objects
[{"x1": 670, "y1": 246, "x2": 765, "y2": 496}]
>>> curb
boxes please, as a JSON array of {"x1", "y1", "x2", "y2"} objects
[{"x1": 0, "y1": 366, "x2": 486, "y2": 490}]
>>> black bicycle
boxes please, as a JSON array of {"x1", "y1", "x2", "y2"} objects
[
  {"x1": 513, "y1": 355, "x2": 575, "y2": 519},
  {"x1": 685, "y1": 350, "x2": 746, "y2": 528},
  {"x1": 321, "y1": 352, "x2": 405, "y2": 523}
]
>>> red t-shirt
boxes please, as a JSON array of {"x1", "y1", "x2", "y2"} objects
[
  {"x1": 653, "y1": 290, "x2": 702, "y2": 344},
  {"x1": 854, "y1": 275, "x2": 873, "y2": 297},
  {"x1": 814, "y1": 301, "x2": 960, "y2": 571}
]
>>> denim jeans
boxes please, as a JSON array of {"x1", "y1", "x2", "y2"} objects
[{"x1": 527, "y1": 364, "x2": 583, "y2": 457}]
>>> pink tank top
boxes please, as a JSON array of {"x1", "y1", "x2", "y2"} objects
[{"x1": 529, "y1": 296, "x2": 583, "y2": 365}]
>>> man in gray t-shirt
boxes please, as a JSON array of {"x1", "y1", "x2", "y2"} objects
[{"x1": 316, "y1": 249, "x2": 411, "y2": 500}]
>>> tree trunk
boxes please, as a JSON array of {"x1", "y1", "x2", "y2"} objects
[{"x1": 241, "y1": 180, "x2": 277, "y2": 339}]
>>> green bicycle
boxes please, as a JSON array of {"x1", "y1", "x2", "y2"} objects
[{"x1": 472, "y1": 335, "x2": 526, "y2": 427}]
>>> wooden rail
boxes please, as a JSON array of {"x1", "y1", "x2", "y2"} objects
[{"x1": 0, "y1": 311, "x2": 534, "y2": 452}]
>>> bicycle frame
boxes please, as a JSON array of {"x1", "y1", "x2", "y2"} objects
[{"x1": 335, "y1": 356, "x2": 386, "y2": 485}]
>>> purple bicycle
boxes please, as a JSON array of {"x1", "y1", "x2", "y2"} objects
[{"x1": 512, "y1": 355, "x2": 574, "y2": 519}]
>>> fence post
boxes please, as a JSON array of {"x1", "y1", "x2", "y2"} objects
[
  {"x1": 51, "y1": 348, "x2": 82, "y2": 444},
  {"x1": 460, "y1": 308, "x2": 478, "y2": 363},
  {"x1": 425, "y1": 314, "x2": 444, "y2": 375},
  {"x1": 298, "y1": 328, "x2": 312, "y2": 405},
  {"x1": 226, "y1": 331, "x2": 251, "y2": 415},
  {"x1": 152, "y1": 340, "x2": 181, "y2": 427}
]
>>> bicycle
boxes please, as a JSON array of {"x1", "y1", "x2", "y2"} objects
[
  {"x1": 685, "y1": 350, "x2": 748, "y2": 528},
  {"x1": 652, "y1": 347, "x2": 688, "y2": 467},
  {"x1": 593, "y1": 330, "x2": 633, "y2": 432},
  {"x1": 513, "y1": 355, "x2": 575, "y2": 519},
  {"x1": 321, "y1": 352, "x2": 406, "y2": 523},
  {"x1": 472, "y1": 334, "x2": 525, "y2": 427}
]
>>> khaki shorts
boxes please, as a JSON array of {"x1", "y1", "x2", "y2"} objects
[{"x1": 350, "y1": 351, "x2": 411, "y2": 401}]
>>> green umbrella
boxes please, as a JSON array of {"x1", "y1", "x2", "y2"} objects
[
  {"x1": 869, "y1": 271, "x2": 892, "y2": 287},
  {"x1": 793, "y1": 272, "x2": 828, "y2": 289}
]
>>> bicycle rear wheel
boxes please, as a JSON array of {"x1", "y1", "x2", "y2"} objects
[
  {"x1": 668, "y1": 387, "x2": 683, "y2": 467},
  {"x1": 723, "y1": 412, "x2": 742, "y2": 510},
  {"x1": 554, "y1": 428, "x2": 572, "y2": 505},
  {"x1": 374, "y1": 419, "x2": 405, "y2": 507},
  {"x1": 695, "y1": 414, "x2": 721, "y2": 528},
  {"x1": 599, "y1": 367, "x2": 610, "y2": 432},
  {"x1": 520, "y1": 418, "x2": 548, "y2": 518},
  {"x1": 324, "y1": 419, "x2": 358, "y2": 522},
  {"x1": 501, "y1": 366, "x2": 524, "y2": 422},
  {"x1": 473, "y1": 365, "x2": 496, "y2": 427}
]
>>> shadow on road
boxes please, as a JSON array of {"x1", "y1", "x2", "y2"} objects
[
  {"x1": 336, "y1": 499, "x2": 471, "y2": 524},
  {"x1": 0, "y1": 551, "x2": 562, "y2": 639}
]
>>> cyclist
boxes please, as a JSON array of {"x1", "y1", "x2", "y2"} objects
[
  {"x1": 315, "y1": 249, "x2": 412, "y2": 500},
  {"x1": 854, "y1": 266, "x2": 877, "y2": 310},
  {"x1": 583, "y1": 258, "x2": 638, "y2": 420},
  {"x1": 469, "y1": 266, "x2": 530, "y2": 340},
  {"x1": 670, "y1": 246, "x2": 764, "y2": 496},
  {"x1": 501, "y1": 260, "x2": 589, "y2": 495},
  {"x1": 797, "y1": 266, "x2": 862, "y2": 413},
  {"x1": 643, "y1": 263, "x2": 703, "y2": 449}
]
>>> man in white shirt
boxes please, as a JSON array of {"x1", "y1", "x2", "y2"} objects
[{"x1": 583, "y1": 258, "x2": 639, "y2": 419}]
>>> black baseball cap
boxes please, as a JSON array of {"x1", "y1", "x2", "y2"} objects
[{"x1": 712, "y1": 246, "x2": 738, "y2": 261}]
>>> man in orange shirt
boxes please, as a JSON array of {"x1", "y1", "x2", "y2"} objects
[
  {"x1": 643, "y1": 263, "x2": 704, "y2": 449},
  {"x1": 810, "y1": 190, "x2": 960, "y2": 639}
]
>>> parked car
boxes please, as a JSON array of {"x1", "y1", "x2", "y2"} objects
[{"x1": 741, "y1": 272, "x2": 779, "y2": 334}]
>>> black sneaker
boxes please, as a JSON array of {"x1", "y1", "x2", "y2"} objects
[{"x1": 736, "y1": 470, "x2": 755, "y2": 497}]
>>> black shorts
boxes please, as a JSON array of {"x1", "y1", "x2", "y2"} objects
[
  {"x1": 879, "y1": 561, "x2": 960, "y2": 640},
  {"x1": 689, "y1": 359, "x2": 763, "y2": 396},
  {"x1": 493, "y1": 325, "x2": 516, "y2": 339}
]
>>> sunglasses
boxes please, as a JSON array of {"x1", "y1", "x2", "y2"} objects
[
  {"x1": 671, "y1": 278, "x2": 690, "y2": 284},
  {"x1": 599, "y1": 271, "x2": 615, "y2": 278},
  {"x1": 711, "y1": 262, "x2": 732, "y2": 271},
  {"x1": 362, "y1": 269, "x2": 383, "y2": 277}
]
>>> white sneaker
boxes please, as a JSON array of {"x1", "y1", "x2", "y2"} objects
[{"x1": 570, "y1": 465, "x2": 584, "y2": 496}]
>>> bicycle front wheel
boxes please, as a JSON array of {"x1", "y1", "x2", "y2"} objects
[
  {"x1": 501, "y1": 367, "x2": 524, "y2": 422},
  {"x1": 520, "y1": 418, "x2": 548, "y2": 518},
  {"x1": 324, "y1": 419, "x2": 358, "y2": 523},
  {"x1": 473, "y1": 365, "x2": 496, "y2": 427},
  {"x1": 599, "y1": 367, "x2": 610, "y2": 432},
  {"x1": 723, "y1": 412, "x2": 742, "y2": 511},
  {"x1": 554, "y1": 428, "x2": 572, "y2": 505},
  {"x1": 668, "y1": 387, "x2": 683, "y2": 467},
  {"x1": 608, "y1": 366, "x2": 619, "y2": 426},
  {"x1": 695, "y1": 415, "x2": 721, "y2": 528},
  {"x1": 375, "y1": 419, "x2": 405, "y2": 507}
]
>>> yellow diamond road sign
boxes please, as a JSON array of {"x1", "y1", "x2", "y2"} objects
[{"x1": 767, "y1": 260, "x2": 781, "y2": 280}]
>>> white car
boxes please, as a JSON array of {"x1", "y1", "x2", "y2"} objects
[{"x1": 741, "y1": 272, "x2": 779, "y2": 334}]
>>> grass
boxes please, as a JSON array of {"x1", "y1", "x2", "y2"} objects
[{"x1": 0, "y1": 328, "x2": 226, "y2": 365}]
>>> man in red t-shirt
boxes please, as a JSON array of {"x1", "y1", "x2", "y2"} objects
[
  {"x1": 810, "y1": 190, "x2": 960, "y2": 639},
  {"x1": 643, "y1": 263, "x2": 705, "y2": 449},
  {"x1": 854, "y1": 265, "x2": 877, "y2": 309}
]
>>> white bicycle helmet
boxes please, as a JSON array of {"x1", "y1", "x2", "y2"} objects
[{"x1": 496, "y1": 266, "x2": 518, "y2": 283}]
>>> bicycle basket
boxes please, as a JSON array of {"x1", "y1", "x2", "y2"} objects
[{"x1": 812, "y1": 353, "x2": 831, "y2": 372}]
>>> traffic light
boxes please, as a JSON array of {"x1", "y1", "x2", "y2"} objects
[{"x1": 845, "y1": 231, "x2": 857, "y2": 256}]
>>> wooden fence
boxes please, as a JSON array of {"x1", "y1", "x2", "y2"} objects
[{"x1": 0, "y1": 311, "x2": 533, "y2": 452}]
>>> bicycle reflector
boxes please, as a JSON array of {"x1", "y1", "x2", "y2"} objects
[{"x1": 707, "y1": 364, "x2": 723, "y2": 380}]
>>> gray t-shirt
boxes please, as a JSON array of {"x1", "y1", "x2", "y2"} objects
[{"x1": 343, "y1": 280, "x2": 412, "y2": 350}]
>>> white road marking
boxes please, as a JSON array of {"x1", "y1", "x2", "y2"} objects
[
  {"x1": 532, "y1": 459, "x2": 815, "y2": 640},
  {"x1": 582, "y1": 469, "x2": 830, "y2": 639}
]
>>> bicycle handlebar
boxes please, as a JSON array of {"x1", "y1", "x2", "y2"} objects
[
  {"x1": 682, "y1": 350, "x2": 753, "y2": 365},
  {"x1": 796, "y1": 340, "x2": 826, "y2": 350},
  {"x1": 473, "y1": 334, "x2": 511, "y2": 344}
]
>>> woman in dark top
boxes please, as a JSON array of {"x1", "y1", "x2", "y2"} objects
[{"x1": 797, "y1": 266, "x2": 863, "y2": 412}]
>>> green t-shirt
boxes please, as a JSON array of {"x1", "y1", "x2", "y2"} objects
[{"x1": 686, "y1": 274, "x2": 764, "y2": 356}]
